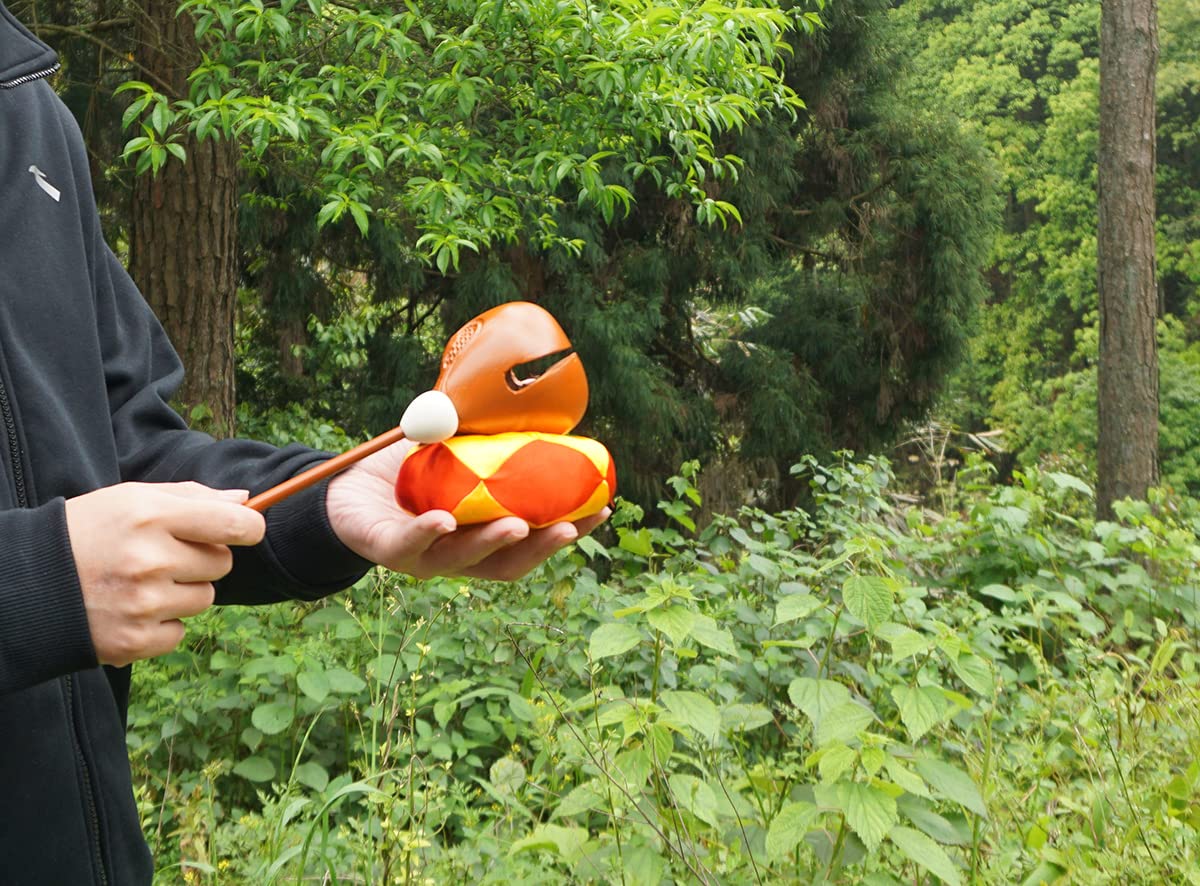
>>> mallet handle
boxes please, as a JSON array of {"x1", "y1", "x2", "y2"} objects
[{"x1": 244, "y1": 425, "x2": 409, "y2": 512}]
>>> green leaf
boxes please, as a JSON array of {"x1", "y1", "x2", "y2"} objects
[
  {"x1": 251, "y1": 701, "x2": 294, "y2": 736},
  {"x1": 721, "y1": 703, "x2": 774, "y2": 732},
  {"x1": 294, "y1": 761, "x2": 329, "y2": 793},
  {"x1": 877, "y1": 623, "x2": 932, "y2": 661},
  {"x1": 746, "y1": 552, "x2": 781, "y2": 580},
  {"x1": 662, "y1": 690, "x2": 720, "y2": 743},
  {"x1": 952, "y1": 654, "x2": 994, "y2": 697},
  {"x1": 765, "y1": 801, "x2": 819, "y2": 862},
  {"x1": 348, "y1": 200, "x2": 370, "y2": 236},
  {"x1": 297, "y1": 669, "x2": 331, "y2": 704},
  {"x1": 489, "y1": 756, "x2": 527, "y2": 795},
  {"x1": 122, "y1": 135, "x2": 151, "y2": 157},
  {"x1": 815, "y1": 700, "x2": 876, "y2": 745},
  {"x1": 788, "y1": 677, "x2": 852, "y2": 724},
  {"x1": 644, "y1": 722, "x2": 674, "y2": 764},
  {"x1": 897, "y1": 795, "x2": 969, "y2": 845},
  {"x1": 774, "y1": 593, "x2": 823, "y2": 626},
  {"x1": 667, "y1": 773, "x2": 721, "y2": 827},
  {"x1": 978, "y1": 583, "x2": 1017, "y2": 603},
  {"x1": 889, "y1": 825, "x2": 964, "y2": 885},
  {"x1": 817, "y1": 781, "x2": 897, "y2": 852},
  {"x1": 860, "y1": 747, "x2": 887, "y2": 777},
  {"x1": 623, "y1": 844, "x2": 666, "y2": 886},
  {"x1": 589, "y1": 623, "x2": 642, "y2": 660},
  {"x1": 617, "y1": 527, "x2": 654, "y2": 557},
  {"x1": 233, "y1": 755, "x2": 275, "y2": 782},
  {"x1": 861, "y1": 875, "x2": 904, "y2": 886},
  {"x1": 325, "y1": 668, "x2": 367, "y2": 695},
  {"x1": 893, "y1": 685, "x2": 947, "y2": 742},
  {"x1": 886, "y1": 759, "x2": 931, "y2": 799},
  {"x1": 818, "y1": 743, "x2": 858, "y2": 782},
  {"x1": 303, "y1": 606, "x2": 354, "y2": 631},
  {"x1": 613, "y1": 748, "x2": 652, "y2": 792},
  {"x1": 316, "y1": 198, "x2": 342, "y2": 228},
  {"x1": 433, "y1": 699, "x2": 456, "y2": 727},
  {"x1": 509, "y1": 824, "x2": 588, "y2": 862},
  {"x1": 914, "y1": 759, "x2": 987, "y2": 818},
  {"x1": 575, "y1": 535, "x2": 611, "y2": 559},
  {"x1": 647, "y1": 605, "x2": 695, "y2": 646},
  {"x1": 551, "y1": 780, "x2": 606, "y2": 819},
  {"x1": 369, "y1": 653, "x2": 402, "y2": 685},
  {"x1": 507, "y1": 693, "x2": 537, "y2": 723},
  {"x1": 690, "y1": 613, "x2": 738, "y2": 657},
  {"x1": 843, "y1": 574, "x2": 893, "y2": 630},
  {"x1": 150, "y1": 100, "x2": 169, "y2": 135},
  {"x1": 1045, "y1": 471, "x2": 1094, "y2": 497},
  {"x1": 210, "y1": 650, "x2": 237, "y2": 670}
]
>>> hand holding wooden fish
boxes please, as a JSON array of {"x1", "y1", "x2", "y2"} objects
[{"x1": 249, "y1": 302, "x2": 614, "y2": 580}]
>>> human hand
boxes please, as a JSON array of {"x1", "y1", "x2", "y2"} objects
[
  {"x1": 326, "y1": 439, "x2": 609, "y2": 581},
  {"x1": 65, "y1": 482, "x2": 266, "y2": 667}
]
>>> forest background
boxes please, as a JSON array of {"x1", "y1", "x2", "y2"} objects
[{"x1": 13, "y1": 0, "x2": 1200, "y2": 881}]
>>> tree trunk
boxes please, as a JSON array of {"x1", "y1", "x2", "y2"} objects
[
  {"x1": 1097, "y1": 0, "x2": 1159, "y2": 518},
  {"x1": 128, "y1": 0, "x2": 239, "y2": 436}
]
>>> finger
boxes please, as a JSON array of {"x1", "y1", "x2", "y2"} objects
[
  {"x1": 572, "y1": 508, "x2": 611, "y2": 538},
  {"x1": 164, "y1": 581, "x2": 217, "y2": 620},
  {"x1": 459, "y1": 522, "x2": 577, "y2": 582},
  {"x1": 144, "y1": 619, "x2": 188, "y2": 660},
  {"x1": 152, "y1": 495, "x2": 266, "y2": 547},
  {"x1": 409, "y1": 517, "x2": 531, "y2": 577},
  {"x1": 366, "y1": 510, "x2": 458, "y2": 567},
  {"x1": 168, "y1": 541, "x2": 234, "y2": 584}
]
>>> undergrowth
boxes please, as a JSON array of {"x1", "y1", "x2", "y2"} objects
[{"x1": 128, "y1": 455, "x2": 1200, "y2": 884}]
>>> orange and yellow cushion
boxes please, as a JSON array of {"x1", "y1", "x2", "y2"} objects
[{"x1": 394, "y1": 432, "x2": 616, "y2": 528}]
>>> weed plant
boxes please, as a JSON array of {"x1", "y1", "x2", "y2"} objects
[{"x1": 129, "y1": 456, "x2": 1200, "y2": 883}]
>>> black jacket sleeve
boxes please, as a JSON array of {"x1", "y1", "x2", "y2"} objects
[
  {"x1": 0, "y1": 72, "x2": 372, "y2": 697},
  {"x1": 0, "y1": 499, "x2": 98, "y2": 692},
  {"x1": 93, "y1": 241, "x2": 373, "y2": 604}
]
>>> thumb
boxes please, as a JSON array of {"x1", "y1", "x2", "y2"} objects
[{"x1": 352, "y1": 510, "x2": 456, "y2": 565}]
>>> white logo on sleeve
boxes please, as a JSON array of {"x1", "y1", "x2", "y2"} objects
[{"x1": 28, "y1": 165, "x2": 61, "y2": 202}]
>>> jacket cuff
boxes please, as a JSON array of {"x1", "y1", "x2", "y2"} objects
[
  {"x1": 0, "y1": 498, "x2": 97, "y2": 694},
  {"x1": 261, "y1": 478, "x2": 373, "y2": 598}
]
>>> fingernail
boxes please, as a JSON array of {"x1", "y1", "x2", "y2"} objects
[{"x1": 219, "y1": 489, "x2": 250, "y2": 501}]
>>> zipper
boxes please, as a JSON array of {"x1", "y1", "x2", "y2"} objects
[
  {"x1": 0, "y1": 372, "x2": 107, "y2": 883},
  {"x1": 64, "y1": 675, "x2": 110, "y2": 886},
  {"x1": 0, "y1": 61, "x2": 59, "y2": 90},
  {"x1": 0, "y1": 375, "x2": 26, "y2": 506}
]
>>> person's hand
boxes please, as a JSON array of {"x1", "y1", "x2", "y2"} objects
[
  {"x1": 326, "y1": 438, "x2": 609, "y2": 581},
  {"x1": 65, "y1": 482, "x2": 266, "y2": 667}
]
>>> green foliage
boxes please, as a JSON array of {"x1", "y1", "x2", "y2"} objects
[
  {"x1": 22, "y1": 0, "x2": 1002, "y2": 509},
  {"x1": 900, "y1": 0, "x2": 1200, "y2": 484},
  {"x1": 120, "y1": 0, "x2": 803, "y2": 261},
  {"x1": 130, "y1": 455, "x2": 1200, "y2": 882},
  {"x1": 977, "y1": 317, "x2": 1200, "y2": 496}
]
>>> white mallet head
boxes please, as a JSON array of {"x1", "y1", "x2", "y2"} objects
[{"x1": 400, "y1": 390, "x2": 459, "y2": 443}]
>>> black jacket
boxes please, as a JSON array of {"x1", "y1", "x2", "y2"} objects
[{"x1": 0, "y1": 6, "x2": 370, "y2": 882}]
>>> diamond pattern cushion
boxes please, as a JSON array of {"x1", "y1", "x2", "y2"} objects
[{"x1": 395, "y1": 432, "x2": 616, "y2": 527}]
